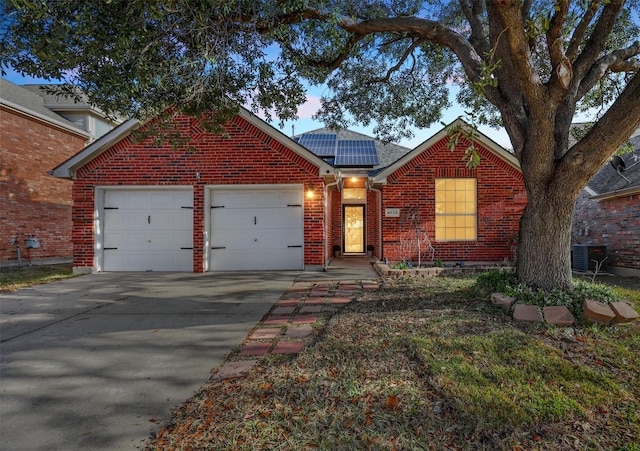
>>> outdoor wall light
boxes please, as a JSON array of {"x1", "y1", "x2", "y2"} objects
[
  {"x1": 351, "y1": 177, "x2": 358, "y2": 183},
  {"x1": 306, "y1": 183, "x2": 315, "y2": 199}
]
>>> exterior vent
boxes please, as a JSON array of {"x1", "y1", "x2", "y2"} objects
[{"x1": 571, "y1": 245, "x2": 607, "y2": 271}]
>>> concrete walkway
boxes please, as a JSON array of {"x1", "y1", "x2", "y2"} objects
[
  {"x1": 296, "y1": 256, "x2": 379, "y2": 281},
  {"x1": 0, "y1": 272, "x2": 297, "y2": 451}
]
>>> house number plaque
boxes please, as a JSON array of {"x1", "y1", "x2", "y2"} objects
[{"x1": 385, "y1": 208, "x2": 400, "y2": 217}]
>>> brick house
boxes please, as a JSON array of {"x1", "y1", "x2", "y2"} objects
[
  {"x1": 572, "y1": 130, "x2": 640, "y2": 276},
  {"x1": 52, "y1": 109, "x2": 527, "y2": 273},
  {"x1": 0, "y1": 78, "x2": 120, "y2": 266}
]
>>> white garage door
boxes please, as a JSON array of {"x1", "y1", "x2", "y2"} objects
[
  {"x1": 209, "y1": 187, "x2": 303, "y2": 270},
  {"x1": 102, "y1": 189, "x2": 193, "y2": 271}
]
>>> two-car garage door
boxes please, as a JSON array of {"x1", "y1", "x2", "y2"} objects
[
  {"x1": 99, "y1": 186, "x2": 304, "y2": 271},
  {"x1": 209, "y1": 187, "x2": 304, "y2": 271}
]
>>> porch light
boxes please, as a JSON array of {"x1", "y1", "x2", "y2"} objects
[
  {"x1": 306, "y1": 183, "x2": 315, "y2": 199},
  {"x1": 351, "y1": 177, "x2": 357, "y2": 183}
]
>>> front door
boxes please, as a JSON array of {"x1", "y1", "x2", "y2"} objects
[{"x1": 343, "y1": 205, "x2": 365, "y2": 254}]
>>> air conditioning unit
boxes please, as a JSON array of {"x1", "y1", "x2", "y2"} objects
[{"x1": 572, "y1": 245, "x2": 607, "y2": 271}]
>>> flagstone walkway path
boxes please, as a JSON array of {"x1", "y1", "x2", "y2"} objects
[{"x1": 212, "y1": 278, "x2": 380, "y2": 380}]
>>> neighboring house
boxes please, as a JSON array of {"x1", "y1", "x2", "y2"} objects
[
  {"x1": 19, "y1": 84, "x2": 120, "y2": 142},
  {"x1": 0, "y1": 78, "x2": 119, "y2": 266},
  {"x1": 52, "y1": 109, "x2": 527, "y2": 273},
  {"x1": 572, "y1": 129, "x2": 640, "y2": 276}
]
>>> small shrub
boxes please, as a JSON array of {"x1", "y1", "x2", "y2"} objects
[
  {"x1": 392, "y1": 259, "x2": 410, "y2": 270},
  {"x1": 474, "y1": 268, "x2": 518, "y2": 294}
]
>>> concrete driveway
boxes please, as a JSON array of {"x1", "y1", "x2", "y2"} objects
[{"x1": 0, "y1": 271, "x2": 298, "y2": 451}]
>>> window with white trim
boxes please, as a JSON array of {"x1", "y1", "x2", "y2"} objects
[{"x1": 435, "y1": 178, "x2": 477, "y2": 241}]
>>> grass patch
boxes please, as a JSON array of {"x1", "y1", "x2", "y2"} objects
[
  {"x1": 147, "y1": 275, "x2": 640, "y2": 450},
  {"x1": 413, "y1": 329, "x2": 622, "y2": 429},
  {"x1": 0, "y1": 263, "x2": 76, "y2": 293}
]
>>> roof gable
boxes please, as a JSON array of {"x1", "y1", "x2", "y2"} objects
[
  {"x1": 373, "y1": 118, "x2": 520, "y2": 183},
  {"x1": 51, "y1": 107, "x2": 332, "y2": 179}
]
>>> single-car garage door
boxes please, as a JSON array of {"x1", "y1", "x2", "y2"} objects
[
  {"x1": 209, "y1": 187, "x2": 303, "y2": 270},
  {"x1": 102, "y1": 189, "x2": 193, "y2": 271}
]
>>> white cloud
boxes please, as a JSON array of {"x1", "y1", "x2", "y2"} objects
[{"x1": 296, "y1": 95, "x2": 322, "y2": 118}]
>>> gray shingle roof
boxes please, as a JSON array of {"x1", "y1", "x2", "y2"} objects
[
  {"x1": 0, "y1": 78, "x2": 82, "y2": 130},
  {"x1": 587, "y1": 133, "x2": 640, "y2": 195},
  {"x1": 19, "y1": 84, "x2": 103, "y2": 114}
]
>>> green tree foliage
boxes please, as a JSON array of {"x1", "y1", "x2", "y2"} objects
[{"x1": 2, "y1": 0, "x2": 639, "y2": 290}]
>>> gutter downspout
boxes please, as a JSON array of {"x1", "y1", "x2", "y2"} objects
[
  {"x1": 367, "y1": 178, "x2": 383, "y2": 262},
  {"x1": 324, "y1": 172, "x2": 342, "y2": 271}
]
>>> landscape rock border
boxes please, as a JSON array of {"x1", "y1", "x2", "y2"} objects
[{"x1": 491, "y1": 293, "x2": 639, "y2": 327}]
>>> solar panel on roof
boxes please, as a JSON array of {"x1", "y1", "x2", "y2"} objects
[
  {"x1": 335, "y1": 140, "x2": 380, "y2": 166},
  {"x1": 297, "y1": 134, "x2": 337, "y2": 157}
]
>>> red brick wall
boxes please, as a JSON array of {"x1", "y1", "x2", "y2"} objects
[
  {"x1": 572, "y1": 191, "x2": 640, "y2": 270},
  {"x1": 330, "y1": 190, "x2": 342, "y2": 255},
  {"x1": 0, "y1": 107, "x2": 87, "y2": 265},
  {"x1": 367, "y1": 189, "x2": 381, "y2": 259},
  {"x1": 71, "y1": 114, "x2": 325, "y2": 272},
  {"x1": 382, "y1": 136, "x2": 527, "y2": 264},
  {"x1": 326, "y1": 190, "x2": 336, "y2": 259}
]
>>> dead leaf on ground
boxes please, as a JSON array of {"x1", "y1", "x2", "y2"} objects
[{"x1": 384, "y1": 394, "x2": 400, "y2": 410}]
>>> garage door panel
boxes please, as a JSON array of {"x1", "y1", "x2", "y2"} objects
[
  {"x1": 150, "y1": 190, "x2": 192, "y2": 208},
  {"x1": 210, "y1": 209, "x2": 254, "y2": 229},
  {"x1": 210, "y1": 249, "x2": 302, "y2": 271},
  {"x1": 102, "y1": 189, "x2": 193, "y2": 271},
  {"x1": 209, "y1": 187, "x2": 304, "y2": 271},
  {"x1": 255, "y1": 208, "x2": 302, "y2": 228},
  {"x1": 278, "y1": 190, "x2": 303, "y2": 205},
  {"x1": 212, "y1": 227, "x2": 302, "y2": 249},
  {"x1": 211, "y1": 191, "x2": 302, "y2": 210},
  {"x1": 105, "y1": 250, "x2": 192, "y2": 272},
  {"x1": 211, "y1": 207, "x2": 302, "y2": 230},
  {"x1": 106, "y1": 191, "x2": 150, "y2": 209},
  {"x1": 212, "y1": 190, "x2": 302, "y2": 209}
]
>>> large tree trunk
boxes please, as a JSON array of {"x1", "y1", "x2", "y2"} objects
[
  {"x1": 516, "y1": 188, "x2": 577, "y2": 291},
  {"x1": 512, "y1": 115, "x2": 586, "y2": 292}
]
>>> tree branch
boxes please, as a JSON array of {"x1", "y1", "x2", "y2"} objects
[
  {"x1": 577, "y1": 41, "x2": 640, "y2": 99},
  {"x1": 370, "y1": 38, "x2": 424, "y2": 83},
  {"x1": 566, "y1": 0, "x2": 601, "y2": 60},
  {"x1": 520, "y1": 0, "x2": 533, "y2": 22},
  {"x1": 546, "y1": 0, "x2": 573, "y2": 98},
  {"x1": 561, "y1": 71, "x2": 640, "y2": 181},
  {"x1": 485, "y1": 0, "x2": 545, "y2": 113},
  {"x1": 546, "y1": 0, "x2": 568, "y2": 70},
  {"x1": 572, "y1": 0, "x2": 624, "y2": 82},
  {"x1": 610, "y1": 59, "x2": 640, "y2": 72},
  {"x1": 458, "y1": 0, "x2": 489, "y2": 55},
  {"x1": 310, "y1": 34, "x2": 366, "y2": 71}
]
